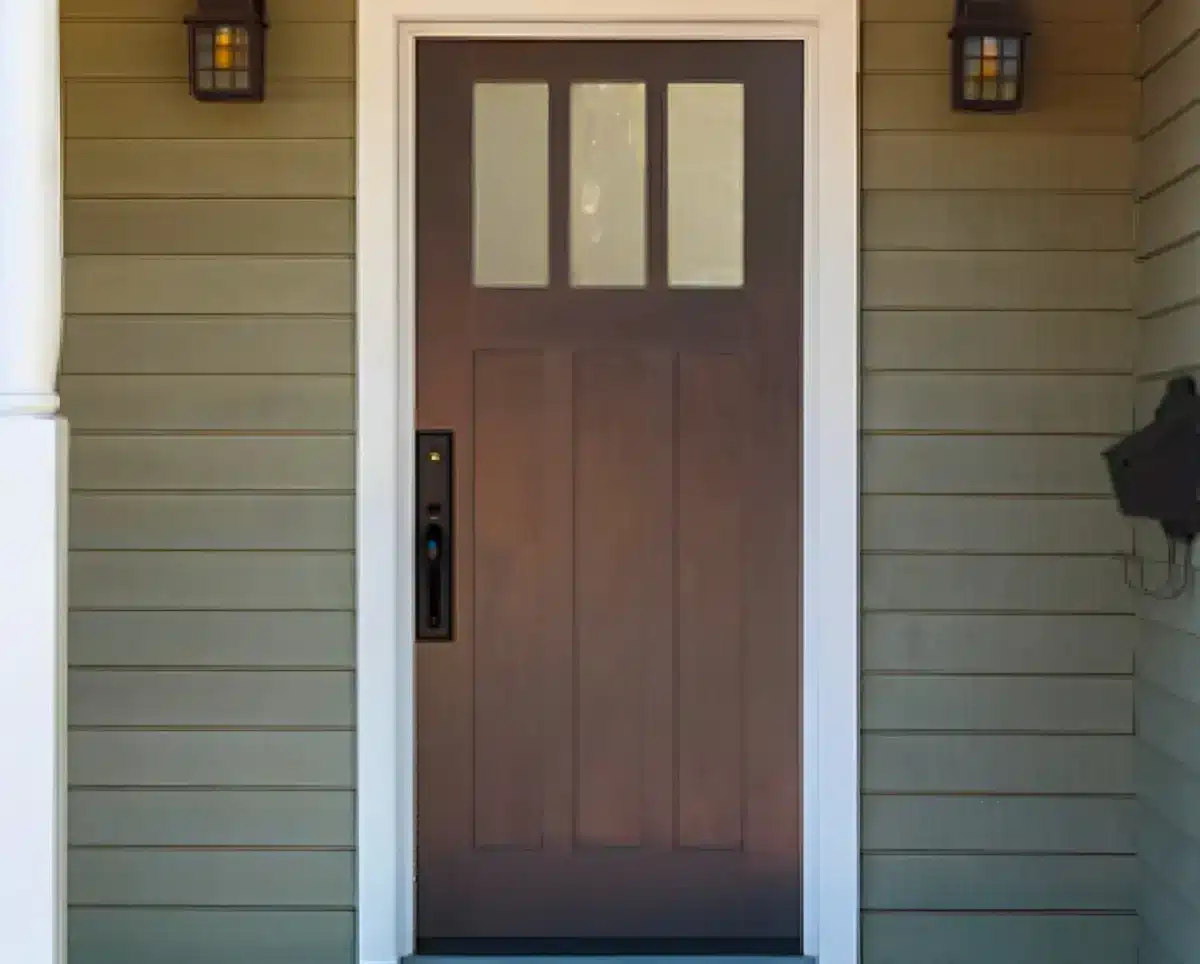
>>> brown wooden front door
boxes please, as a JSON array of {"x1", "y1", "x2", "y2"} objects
[{"x1": 415, "y1": 38, "x2": 804, "y2": 951}]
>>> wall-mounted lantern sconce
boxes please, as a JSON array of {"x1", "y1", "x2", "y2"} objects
[
  {"x1": 949, "y1": 0, "x2": 1030, "y2": 112},
  {"x1": 185, "y1": 0, "x2": 268, "y2": 102}
]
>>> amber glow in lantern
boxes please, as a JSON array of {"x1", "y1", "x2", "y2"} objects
[
  {"x1": 949, "y1": 0, "x2": 1030, "y2": 112},
  {"x1": 185, "y1": 0, "x2": 268, "y2": 102}
]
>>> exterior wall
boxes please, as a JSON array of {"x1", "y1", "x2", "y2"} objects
[
  {"x1": 860, "y1": 1, "x2": 1138, "y2": 963},
  {"x1": 59, "y1": 2, "x2": 356, "y2": 963},
  {"x1": 54, "y1": 2, "x2": 1152, "y2": 963},
  {"x1": 1133, "y1": 2, "x2": 1200, "y2": 963}
]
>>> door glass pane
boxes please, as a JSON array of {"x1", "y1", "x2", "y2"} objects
[
  {"x1": 668, "y1": 83, "x2": 744, "y2": 288},
  {"x1": 473, "y1": 82, "x2": 549, "y2": 287},
  {"x1": 570, "y1": 82, "x2": 647, "y2": 288}
]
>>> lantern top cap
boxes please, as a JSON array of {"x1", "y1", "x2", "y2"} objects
[
  {"x1": 950, "y1": 0, "x2": 1029, "y2": 36},
  {"x1": 185, "y1": 0, "x2": 268, "y2": 26}
]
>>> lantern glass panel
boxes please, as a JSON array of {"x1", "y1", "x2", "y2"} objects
[
  {"x1": 959, "y1": 32, "x2": 1022, "y2": 107},
  {"x1": 192, "y1": 22, "x2": 255, "y2": 95},
  {"x1": 196, "y1": 28, "x2": 213, "y2": 68}
]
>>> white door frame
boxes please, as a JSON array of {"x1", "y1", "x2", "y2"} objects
[{"x1": 355, "y1": 3, "x2": 859, "y2": 962}]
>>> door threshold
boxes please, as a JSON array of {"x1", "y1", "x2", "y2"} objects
[
  {"x1": 413, "y1": 941, "x2": 806, "y2": 958},
  {"x1": 408, "y1": 957, "x2": 816, "y2": 963}
]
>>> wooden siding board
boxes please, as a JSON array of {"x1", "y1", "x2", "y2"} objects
[
  {"x1": 1137, "y1": 618, "x2": 1200, "y2": 707},
  {"x1": 862, "y1": 854, "x2": 1136, "y2": 911},
  {"x1": 863, "y1": 311, "x2": 1135, "y2": 372},
  {"x1": 61, "y1": 318, "x2": 354, "y2": 375},
  {"x1": 69, "y1": 552, "x2": 354, "y2": 611},
  {"x1": 864, "y1": 251, "x2": 1134, "y2": 311},
  {"x1": 1137, "y1": 237, "x2": 1200, "y2": 318},
  {"x1": 863, "y1": 373, "x2": 1132, "y2": 434},
  {"x1": 69, "y1": 670, "x2": 354, "y2": 728},
  {"x1": 70, "y1": 494, "x2": 354, "y2": 551},
  {"x1": 1137, "y1": 170, "x2": 1200, "y2": 257},
  {"x1": 65, "y1": 199, "x2": 355, "y2": 256},
  {"x1": 862, "y1": 613, "x2": 1135, "y2": 675},
  {"x1": 1138, "y1": 805, "x2": 1200, "y2": 914},
  {"x1": 65, "y1": 81, "x2": 354, "y2": 138},
  {"x1": 863, "y1": 192, "x2": 1133, "y2": 252},
  {"x1": 860, "y1": 913, "x2": 1138, "y2": 964},
  {"x1": 68, "y1": 731, "x2": 353, "y2": 788},
  {"x1": 862, "y1": 677, "x2": 1132, "y2": 733},
  {"x1": 861, "y1": 74, "x2": 1136, "y2": 134},
  {"x1": 863, "y1": 436, "x2": 1116, "y2": 496},
  {"x1": 862, "y1": 734, "x2": 1133, "y2": 794},
  {"x1": 68, "y1": 909, "x2": 355, "y2": 964},
  {"x1": 69, "y1": 790, "x2": 354, "y2": 847},
  {"x1": 863, "y1": 555, "x2": 1131, "y2": 614},
  {"x1": 1140, "y1": 32, "x2": 1200, "y2": 131},
  {"x1": 1139, "y1": 744, "x2": 1200, "y2": 849},
  {"x1": 1138, "y1": 306, "x2": 1200, "y2": 375},
  {"x1": 862, "y1": 134, "x2": 1134, "y2": 191},
  {"x1": 65, "y1": 139, "x2": 354, "y2": 198},
  {"x1": 68, "y1": 611, "x2": 355, "y2": 669},
  {"x1": 1137, "y1": 682, "x2": 1200, "y2": 777},
  {"x1": 1139, "y1": 876, "x2": 1200, "y2": 964},
  {"x1": 862, "y1": 496, "x2": 1127, "y2": 555},
  {"x1": 61, "y1": 375, "x2": 353, "y2": 432},
  {"x1": 68, "y1": 850, "x2": 354, "y2": 908},
  {"x1": 71, "y1": 436, "x2": 353, "y2": 492},
  {"x1": 64, "y1": 257, "x2": 354, "y2": 316},
  {"x1": 1140, "y1": 1, "x2": 1200, "y2": 72},
  {"x1": 1138, "y1": 105, "x2": 1200, "y2": 198},
  {"x1": 863, "y1": 796, "x2": 1135, "y2": 854}
]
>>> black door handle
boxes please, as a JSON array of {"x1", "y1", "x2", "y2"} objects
[{"x1": 417, "y1": 432, "x2": 453, "y2": 640}]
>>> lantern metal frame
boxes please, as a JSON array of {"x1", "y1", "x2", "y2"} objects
[
  {"x1": 185, "y1": 0, "x2": 269, "y2": 102},
  {"x1": 948, "y1": 0, "x2": 1030, "y2": 113}
]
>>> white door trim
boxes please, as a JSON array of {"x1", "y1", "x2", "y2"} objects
[{"x1": 355, "y1": 3, "x2": 859, "y2": 962}]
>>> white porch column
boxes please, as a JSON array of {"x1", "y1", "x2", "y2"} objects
[{"x1": 0, "y1": 1, "x2": 68, "y2": 964}]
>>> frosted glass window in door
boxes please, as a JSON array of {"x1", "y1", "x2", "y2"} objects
[
  {"x1": 570, "y1": 83, "x2": 647, "y2": 288},
  {"x1": 473, "y1": 82, "x2": 550, "y2": 287},
  {"x1": 667, "y1": 83, "x2": 745, "y2": 288}
]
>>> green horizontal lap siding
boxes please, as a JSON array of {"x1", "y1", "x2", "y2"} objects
[
  {"x1": 60, "y1": 2, "x2": 356, "y2": 962},
  {"x1": 862, "y1": 2, "x2": 1136, "y2": 962},
  {"x1": 1134, "y1": 2, "x2": 1200, "y2": 960},
  {"x1": 70, "y1": 730, "x2": 354, "y2": 787},
  {"x1": 70, "y1": 790, "x2": 354, "y2": 847},
  {"x1": 69, "y1": 611, "x2": 355, "y2": 667},
  {"x1": 69, "y1": 909, "x2": 354, "y2": 964},
  {"x1": 862, "y1": 914, "x2": 1138, "y2": 964},
  {"x1": 65, "y1": 200, "x2": 355, "y2": 255}
]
